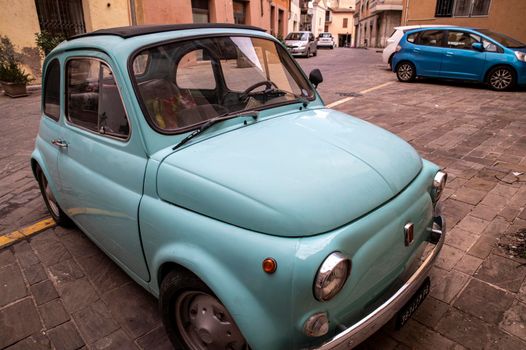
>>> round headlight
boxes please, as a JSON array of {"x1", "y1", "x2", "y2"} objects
[
  {"x1": 314, "y1": 252, "x2": 351, "y2": 301},
  {"x1": 432, "y1": 171, "x2": 447, "y2": 203}
]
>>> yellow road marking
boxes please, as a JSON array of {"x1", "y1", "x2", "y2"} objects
[
  {"x1": 0, "y1": 218, "x2": 56, "y2": 249},
  {"x1": 326, "y1": 81, "x2": 395, "y2": 109}
]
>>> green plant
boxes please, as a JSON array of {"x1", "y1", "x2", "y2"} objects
[
  {"x1": 0, "y1": 36, "x2": 18, "y2": 66},
  {"x1": 0, "y1": 62, "x2": 31, "y2": 84},
  {"x1": 35, "y1": 31, "x2": 65, "y2": 56},
  {"x1": 0, "y1": 36, "x2": 31, "y2": 84}
]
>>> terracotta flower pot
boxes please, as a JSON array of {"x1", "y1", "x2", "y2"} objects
[{"x1": 1, "y1": 81, "x2": 28, "y2": 98}]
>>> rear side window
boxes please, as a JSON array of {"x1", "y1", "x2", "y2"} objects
[
  {"x1": 407, "y1": 33, "x2": 418, "y2": 43},
  {"x1": 418, "y1": 30, "x2": 445, "y2": 47},
  {"x1": 447, "y1": 31, "x2": 481, "y2": 50},
  {"x1": 43, "y1": 59, "x2": 60, "y2": 121},
  {"x1": 67, "y1": 58, "x2": 130, "y2": 139}
]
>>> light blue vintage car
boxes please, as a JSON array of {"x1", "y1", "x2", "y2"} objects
[{"x1": 32, "y1": 24, "x2": 446, "y2": 350}]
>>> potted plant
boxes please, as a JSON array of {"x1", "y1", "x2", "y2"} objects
[
  {"x1": 0, "y1": 36, "x2": 31, "y2": 97},
  {"x1": 35, "y1": 31, "x2": 65, "y2": 56}
]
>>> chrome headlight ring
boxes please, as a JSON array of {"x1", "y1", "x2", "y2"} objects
[
  {"x1": 431, "y1": 171, "x2": 447, "y2": 203},
  {"x1": 313, "y1": 252, "x2": 351, "y2": 302}
]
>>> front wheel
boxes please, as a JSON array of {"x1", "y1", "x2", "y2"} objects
[
  {"x1": 160, "y1": 270, "x2": 249, "y2": 350},
  {"x1": 396, "y1": 62, "x2": 416, "y2": 82},
  {"x1": 487, "y1": 66, "x2": 515, "y2": 91}
]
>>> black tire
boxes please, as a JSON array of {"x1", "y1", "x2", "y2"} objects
[
  {"x1": 487, "y1": 66, "x2": 516, "y2": 91},
  {"x1": 396, "y1": 61, "x2": 416, "y2": 82},
  {"x1": 36, "y1": 166, "x2": 71, "y2": 226},
  {"x1": 160, "y1": 270, "x2": 249, "y2": 350}
]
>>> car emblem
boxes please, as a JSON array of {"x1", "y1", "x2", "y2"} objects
[{"x1": 404, "y1": 223, "x2": 414, "y2": 246}]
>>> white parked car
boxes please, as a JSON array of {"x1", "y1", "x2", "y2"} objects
[
  {"x1": 382, "y1": 25, "x2": 453, "y2": 67},
  {"x1": 317, "y1": 32, "x2": 336, "y2": 49}
]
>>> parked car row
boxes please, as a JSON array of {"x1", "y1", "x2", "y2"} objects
[
  {"x1": 34, "y1": 23, "x2": 446, "y2": 350},
  {"x1": 386, "y1": 26, "x2": 526, "y2": 90},
  {"x1": 284, "y1": 31, "x2": 336, "y2": 58}
]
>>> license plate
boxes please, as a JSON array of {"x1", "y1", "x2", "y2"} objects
[{"x1": 395, "y1": 277, "x2": 430, "y2": 329}]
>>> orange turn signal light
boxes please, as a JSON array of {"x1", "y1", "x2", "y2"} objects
[{"x1": 262, "y1": 258, "x2": 277, "y2": 274}]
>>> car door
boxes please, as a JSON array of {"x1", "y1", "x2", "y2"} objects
[
  {"x1": 310, "y1": 33, "x2": 317, "y2": 52},
  {"x1": 37, "y1": 59, "x2": 63, "y2": 198},
  {"x1": 411, "y1": 30, "x2": 447, "y2": 77},
  {"x1": 440, "y1": 30, "x2": 486, "y2": 80},
  {"x1": 58, "y1": 53, "x2": 150, "y2": 281}
]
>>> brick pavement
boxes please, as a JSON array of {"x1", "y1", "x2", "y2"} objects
[{"x1": 1, "y1": 48, "x2": 526, "y2": 349}]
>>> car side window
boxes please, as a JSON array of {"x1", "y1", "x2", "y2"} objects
[
  {"x1": 447, "y1": 31, "x2": 481, "y2": 50},
  {"x1": 418, "y1": 30, "x2": 445, "y2": 47},
  {"x1": 43, "y1": 59, "x2": 60, "y2": 121},
  {"x1": 482, "y1": 39, "x2": 498, "y2": 52},
  {"x1": 176, "y1": 49, "x2": 216, "y2": 90},
  {"x1": 67, "y1": 58, "x2": 130, "y2": 139},
  {"x1": 407, "y1": 33, "x2": 418, "y2": 43},
  {"x1": 99, "y1": 65, "x2": 130, "y2": 138}
]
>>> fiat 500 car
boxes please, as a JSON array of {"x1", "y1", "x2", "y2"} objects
[{"x1": 32, "y1": 24, "x2": 446, "y2": 350}]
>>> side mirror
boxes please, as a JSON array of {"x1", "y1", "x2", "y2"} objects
[
  {"x1": 472, "y1": 42, "x2": 484, "y2": 52},
  {"x1": 309, "y1": 69, "x2": 323, "y2": 88}
]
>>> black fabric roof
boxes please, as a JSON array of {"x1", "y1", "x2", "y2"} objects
[{"x1": 69, "y1": 23, "x2": 266, "y2": 40}]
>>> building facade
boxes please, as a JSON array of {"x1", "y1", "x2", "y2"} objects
[
  {"x1": 0, "y1": 0, "x2": 290, "y2": 80},
  {"x1": 300, "y1": 0, "x2": 328, "y2": 37},
  {"x1": 354, "y1": 0, "x2": 403, "y2": 47},
  {"x1": 402, "y1": 0, "x2": 526, "y2": 43},
  {"x1": 325, "y1": 0, "x2": 355, "y2": 47},
  {"x1": 288, "y1": 0, "x2": 301, "y2": 33}
]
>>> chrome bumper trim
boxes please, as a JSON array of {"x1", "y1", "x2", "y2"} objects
[{"x1": 308, "y1": 215, "x2": 446, "y2": 350}]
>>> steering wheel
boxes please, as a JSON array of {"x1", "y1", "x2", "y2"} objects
[{"x1": 239, "y1": 80, "x2": 277, "y2": 102}]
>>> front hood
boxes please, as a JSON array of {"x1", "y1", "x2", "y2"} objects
[{"x1": 157, "y1": 109, "x2": 422, "y2": 237}]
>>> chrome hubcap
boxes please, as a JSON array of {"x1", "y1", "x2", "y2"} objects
[
  {"x1": 398, "y1": 64, "x2": 413, "y2": 81},
  {"x1": 490, "y1": 69, "x2": 512, "y2": 89},
  {"x1": 176, "y1": 292, "x2": 247, "y2": 350},
  {"x1": 41, "y1": 174, "x2": 59, "y2": 217}
]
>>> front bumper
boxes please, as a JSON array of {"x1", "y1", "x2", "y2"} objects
[
  {"x1": 288, "y1": 47, "x2": 308, "y2": 55},
  {"x1": 308, "y1": 214, "x2": 446, "y2": 350}
]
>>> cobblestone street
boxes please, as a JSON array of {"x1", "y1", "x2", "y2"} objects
[{"x1": 1, "y1": 48, "x2": 526, "y2": 349}]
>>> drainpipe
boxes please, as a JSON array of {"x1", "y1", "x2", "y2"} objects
[
  {"x1": 405, "y1": 0, "x2": 410, "y2": 25},
  {"x1": 130, "y1": 0, "x2": 137, "y2": 25}
]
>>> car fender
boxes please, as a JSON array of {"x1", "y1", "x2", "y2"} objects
[
  {"x1": 30, "y1": 144, "x2": 60, "y2": 201},
  {"x1": 140, "y1": 196, "x2": 299, "y2": 350}
]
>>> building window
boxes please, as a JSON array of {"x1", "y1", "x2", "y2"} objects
[
  {"x1": 34, "y1": 0, "x2": 86, "y2": 37},
  {"x1": 233, "y1": 0, "x2": 247, "y2": 24},
  {"x1": 192, "y1": 0, "x2": 209, "y2": 23},
  {"x1": 435, "y1": 0, "x2": 490, "y2": 17},
  {"x1": 343, "y1": 18, "x2": 348, "y2": 28},
  {"x1": 325, "y1": 10, "x2": 331, "y2": 21}
]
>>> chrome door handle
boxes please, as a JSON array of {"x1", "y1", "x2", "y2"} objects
[{"x1": 51, "y1": 139, "x2": 68, "y2": 148}]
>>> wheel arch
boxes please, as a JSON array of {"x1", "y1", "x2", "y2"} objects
[
  {"x1": 484, "y1": 63, "x2": 517, "y2": 83},
  {"x1": 151, "y1": 244, "x2": 292, "y2": 349}
]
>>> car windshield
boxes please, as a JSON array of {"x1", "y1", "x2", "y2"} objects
[
  {"x1": 131, "y1": 36, "x2": 314, "y2": 133},
  {"x1": 286, "y1": 32, "x2": 308, "y2": 41},
  {"x1": 319, "y1": 33, "x2": 331, "y2": 38},
  {"x1": 477, "y1": 29, "x2": 526, "y2": 48}
]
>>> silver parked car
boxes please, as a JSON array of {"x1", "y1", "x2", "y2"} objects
[{"x1": 285, "y1": 31, "x2": 318, "y2": 57}]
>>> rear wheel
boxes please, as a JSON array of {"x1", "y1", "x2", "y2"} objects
[
  {"x1": 487, "y1": 66, "x2": 515, "y2": 91},
  {"x1": 396, "y1": 62, "x2": 416, "y2": 82},
  {"x1": 36, "y1": 166, "x2": 71, "y2": 225},
  {"x1": 160, "y1": 270, "x2": 249, "y2": 350}
]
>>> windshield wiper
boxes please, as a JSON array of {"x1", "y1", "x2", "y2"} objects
[
  {"x1": 255, "y1": 88, "x2": 311, "y2": 107},
  {"x1": 172, "y1": 110, "x2": 259, "y2": 150}
]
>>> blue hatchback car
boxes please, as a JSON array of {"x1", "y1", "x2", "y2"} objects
[{"x1": 392, "y1": 27, "x2": 526, "y2": 90}]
